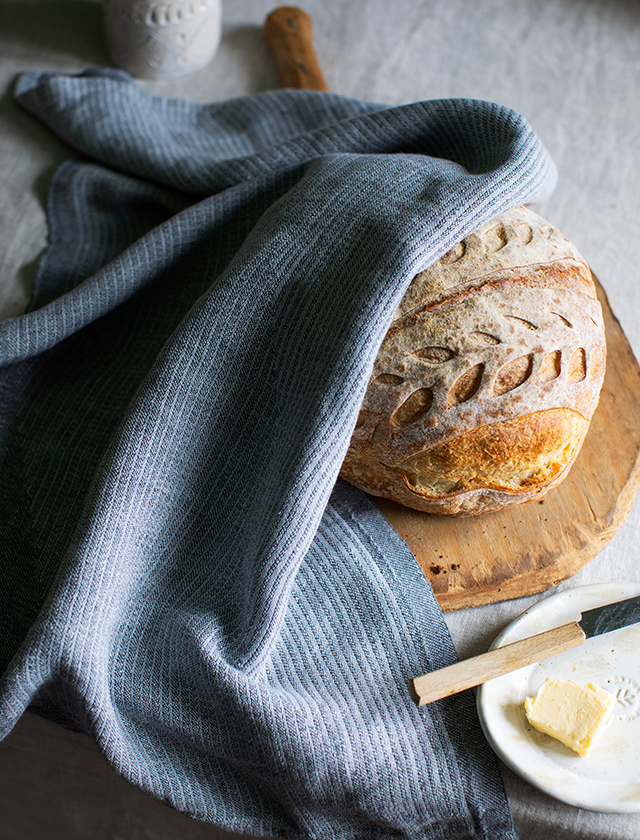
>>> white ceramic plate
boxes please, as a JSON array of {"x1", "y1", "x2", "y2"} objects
[{"x1": 477, "y1": 582, "x2": 640, "y2": 812}]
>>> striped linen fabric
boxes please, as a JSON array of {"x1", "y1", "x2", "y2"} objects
[{"x1": 0, "y1": 69, "x2": 555, "y2": 838}]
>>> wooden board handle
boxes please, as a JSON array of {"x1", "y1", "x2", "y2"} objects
[
  {"x1": 409, "y1": 621, "x2": 586, "y2": 705},
  {"x1": 263, "y1": 6, "x2": 328, "y2": 91}
]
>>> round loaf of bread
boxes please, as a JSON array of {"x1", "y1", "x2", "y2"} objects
[{"x1": 340, "y1": 206, "x2": 606, "y2": 516}]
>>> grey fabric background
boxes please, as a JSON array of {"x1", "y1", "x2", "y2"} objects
[
  {"x1": 2, "y1": 65, "x2": 552, "y2": 838},
  {"x1": 0, "y1": 1, "x2": 639, "y2": 839}
]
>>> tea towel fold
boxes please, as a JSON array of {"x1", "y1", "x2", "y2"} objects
[{"x1": 0, "y1": 69, "x2": 555, "y2": 838}]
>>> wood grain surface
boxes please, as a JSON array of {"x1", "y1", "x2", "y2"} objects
[{"x1": 378, "y1": 275, "x2": 640, "y2": 610}]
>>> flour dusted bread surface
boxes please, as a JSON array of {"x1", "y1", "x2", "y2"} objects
[{"x1": 340, "y1": 206, "x2": 606, "y2": 516}]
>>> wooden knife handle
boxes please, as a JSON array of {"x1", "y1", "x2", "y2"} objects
[
  {"x1": 263, "y1": 7, "x2": 328, "y2": 91},
  {"x1": 409, "y1": 621, "x2": 586, "y2": 706}
]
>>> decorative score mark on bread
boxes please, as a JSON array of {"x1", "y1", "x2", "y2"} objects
[{"x1": 340, "y1": 206, "x2": 606, "y2": 516}]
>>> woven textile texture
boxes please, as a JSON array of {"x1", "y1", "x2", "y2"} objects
[{"x1": 0, "y1": 69, "x2": 555, "y2": 838}]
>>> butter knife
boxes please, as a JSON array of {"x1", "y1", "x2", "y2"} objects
[{"x1": 410, "y1": 594, "x2": 640, "y2": 705}]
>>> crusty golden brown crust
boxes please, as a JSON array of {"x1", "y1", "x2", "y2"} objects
[{"x1": 340, "y1": 206, "x2": 606, "y2": 516}]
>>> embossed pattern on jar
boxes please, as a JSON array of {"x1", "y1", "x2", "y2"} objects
[{"x1": 102, "y1": 0, "x2": 222, "y2": 79}]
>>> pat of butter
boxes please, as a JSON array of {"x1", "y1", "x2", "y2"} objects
[{"x1": 524, "y1": 677, "x2": 616, "y2": 756}]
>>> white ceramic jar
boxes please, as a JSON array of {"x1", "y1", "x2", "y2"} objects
[{"x1": 102, "y1": 0, "x2": 222, "y2": 79}]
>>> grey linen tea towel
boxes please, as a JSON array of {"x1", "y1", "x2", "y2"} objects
[{"x1": 0, "y1": 69, "x2": 556, "y2": 838}]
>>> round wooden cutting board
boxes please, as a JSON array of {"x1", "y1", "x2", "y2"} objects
[
  {"x1": 376, "y1": 275, "x2": 640, "y2": 610},
  {"x1": 261, "y1": 10, "x2": 640, "y2": 612}
]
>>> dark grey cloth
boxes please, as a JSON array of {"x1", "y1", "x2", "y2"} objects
[{"x1": 0, "y1": 69, "x2": 555, "y2": 838}]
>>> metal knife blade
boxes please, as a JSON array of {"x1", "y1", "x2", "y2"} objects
[{"x1": 579, "y1": 594, "x2": 640, "y2": 638}]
